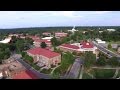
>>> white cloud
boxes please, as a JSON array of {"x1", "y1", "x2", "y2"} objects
[
  {"x1": 92, "y1": 11, "x2": 112, "y2": 14},
  {"x1": 51, "y1": 11, "x2": 83, "y2": 18}
]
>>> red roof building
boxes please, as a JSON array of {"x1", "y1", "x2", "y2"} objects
[
  {"x1": 61, "y1": 44, "x2": 79, "y2": 49},
  {"x1": 27, "y1": 48, "x2": 61, "y2": 69},
  {"x1": 27, "y1": 47, "x2": 60, "y2": 58},
  {"x1": 12, "y1": 70, "x2": 38, "y2": 79},
  {"x1": 33, "y1": 39, "x2": 52, "y2": 47},
  {"x1": 42, "y1": 32, "x2": 51, "y2": 36},
  {"x1": 27, "y1": 36, "x2": 40, "y2": 41},
  {"x1": 58, "y1": 41, "x2": 97, "y2": 54},
  {"x1": 55, "y1": 32, "x2": 68, "y2": 38},
  {"x1": 81, "y1": 42, "x2": 94, "y2": 48}
]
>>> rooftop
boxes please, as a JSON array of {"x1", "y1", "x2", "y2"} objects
[
  {"x1": 81, "y1": 42, "x2": 94, "y2": 48},
  {"x1": 12, "y1": 70, "x2": 38, "y2": 79},
  {"x1": 55, "y1": 32, "x2": 68, "y2": 34},
  {"x1": 0, "y1": 37, "x2": 11, "y2": 44},
  {"x1": 41, "y1": 37, "x2": 53, "y2": 40},
  {"x1": 61, "y1": 44, "x2": 79, "y2": 49},
  {"x1": 27, "y1": 47, "x2": 60, "y2": 58},
  {"x1": 34, "y1": 39, "x2": 51, "y2": 43}
]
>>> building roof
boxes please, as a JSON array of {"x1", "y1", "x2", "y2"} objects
[
  {"x1": 42, "y1": 37, "x2": 53, "y2": 40},
  {"x1": 12, "y1": 70, "x2": 38, "y2": 79},
  {"x1": 34, "y1": 39, "x2": 51, "y2": 44},
  {"x1": 27, "y1": 47, "x2": 60, "y2": 58},
  {"x1": 61, "y1": 44, "x2": 79, "y2": 49},
  {"x1": 28, "y1": 36, "x2": 40, "y2": 40},
  {"x1": 43, "y1": 32, "x2": 51, "y2": 34},
  {"x1": 55, "y1": 32, "x2": 68, "y2": 35},
  {"x1": 81, "y1": 42, "x2": 94, "y2": 48},
  {"x1": 0, "y1": 37, "x2": 11, "y2": 44}
]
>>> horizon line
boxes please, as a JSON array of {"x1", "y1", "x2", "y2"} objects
[{"x1": 0, "y1": 25, "x2": 120, "y2": 29}]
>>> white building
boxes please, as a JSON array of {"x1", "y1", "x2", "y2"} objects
[
  {"x1": 0, "y1": 37, "x2": 12, "y2": 44},
  {"x1": 0, "y1": 72, "x2": 3, "y2": 79},
  {"x1": 68, "y1": 26, "x2": 78, "y2": 33},
  {"x1": 107, "y1": 29, "x2": 116, "y2": 32},
  {"x1": 99, "y1": 31, "x2": 103, "y2": 33},
  {"x1": 41, "y1": 37, "x2": 53, "y2": 41},
  {"x1": 95, "y1": 38, "x2": 106, "y2": 44}
]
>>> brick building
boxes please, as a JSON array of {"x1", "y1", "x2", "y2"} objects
[
  {"x1": 58, "y1": 41, "x2": 97, "y2": 54},
  {"x1": 27, "y1": 48, "x2": 61, "y2": 69},
  {"x1": 42, "y1": 32, "x2": 51, "y2": 36},
  {"x1": 33, "y1": 39, "x2": 52, "y2": 47},
  {"x1": 55, "y1": 32, "x2": 68, "y2": 38}
]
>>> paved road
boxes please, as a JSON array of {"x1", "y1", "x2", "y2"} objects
[
  {"x1": 92, "y1": 41, "x2": 120, "y2": 59},
  {"x1": 79, "y1": 65, "x2": 84, "y2": 79},
  {"x1": 12, "y1": 54, "x2": 51, "y2": 79},
  {"x1": 65, "y1": 58, "x2": 83, "y2": 79}
]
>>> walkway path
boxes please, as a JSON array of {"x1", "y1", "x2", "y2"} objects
[
  {"x1": 50, "y1": 65, "x2": 61, "y2": 75},
  {"x1": 92, "y1": 67, "x2": 120, "y2": 70},
  {"x1": 113, "y1": 69, "x2": 119, "y2": 78},
  {"x1": 79, "y1": 66, "x2": 84, "y2": 79}
]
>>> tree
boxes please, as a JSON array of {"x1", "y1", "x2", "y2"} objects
[
  {"x1": 72, "y1": 51, "x2": 77, "y2": 55},
  {"x1": 61, "y1": 37, "x2": 70, "y2": 44},
  {"x1": 51, "y1": 37, "x2": 60, "y2": 46},
  {"x1": 21, "y1": 51, "x2": 27, "y2": 58},
  {"x1": 108, "y1": 43, "x2": 112, "y2": 49},
  {"x1": 9, "y1": 44, "x2": 16, "y2": 51},
  {"x1": 25, "y1": 37, "x2": 33, "y2": 45},
  {"x1": 96, "y1": 56, "x2": 106, "y2": 66},
  {"x1": 84, "y1": 52, "x2": 96, "y2": 68},
  {"x1": 40, "y1": 42, "x2": 47, "y2": 48},
  {"x1": 15, "y1": 39, "x2": 25, "y2": 52},
  {"x1": 24, "y1": 55, "x2": 33, "y2": 63},
  {"x1": 4, "y1": 48, "x2": 11, "y2": 59},
  {"x1": 108, "y1": 57, "x2": 119, "y2": 67},
  {"x1": 0, "y1": 52, "x2": 4, "y2": 64},
  {"x1": 11, "y1": 36, "x2": 17, "y2": 43}
]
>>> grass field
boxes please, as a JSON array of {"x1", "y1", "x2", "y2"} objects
[
  {"x1": 91, "y1": 69, "x2": 116, "y2": 79},
  {"x1": 82, "y1": 72, "x2": 93, "y2": 79},
  {"x1": 108, "y1": 41, "x2": 120, "y2": 44},
  {"x1": 83, "y1": 68, "x2": 116, "y2": 79}
]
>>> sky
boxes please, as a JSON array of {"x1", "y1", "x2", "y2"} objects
[{"x1": 0, "y1": 11, "x2": 120, "y2": 29}]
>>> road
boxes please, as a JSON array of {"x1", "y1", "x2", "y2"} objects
[
  {"x1": 92, "y1": 41, "x2": 120, "y2": 59},
  {"x1": 65, "y1": 58, "x2": 83, "y2": 79},
  {"x1": 79, "y1": 65, "x2": 84, "y2": 79},
  {"x1": 12, "y1": 54, "x2": 51, "y2": 79}
]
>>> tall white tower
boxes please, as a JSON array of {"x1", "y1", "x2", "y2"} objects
[{"x1": 72, "y1": 26, "x2": 75, "y2": 30}]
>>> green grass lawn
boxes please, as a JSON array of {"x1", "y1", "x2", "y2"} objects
[
  {"x1": 52, "y1": 52, "x2": 75, "y2": 78},
  {"x1": 32, "y1": 64, "x2": 40, "y2": 70},
  {"x1": 108, "y1": 41, "x2": 120, "y2": 44},
  {"x1": 82, "y1": 72, "x2": 93, "y2": 79},
  {"x1": 40, "y1": 68, "x2": 52, "y2": 74},
  {"x1": 92, "y1": 69, "x2": 116, "y2": 79},
  {"x1": 108, "y1": 48, "x2": 117, "y2": 53}
]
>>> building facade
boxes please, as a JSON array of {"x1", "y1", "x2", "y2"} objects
[
  {"x1": 58, "y1": 41, "x2": 97, "y2": 54},
  {"x1": 27, "y1": 48, "x2": 61, "y2": 69},
  {"x1": 42, "y1": 32, "x2": 51, "y2": 36},
  {"x1": 33, "y1": 39, "x2": 52, "y2": 47},
  {"x1": 55, "y1": 32, "x2": 68, "y2": 38}
]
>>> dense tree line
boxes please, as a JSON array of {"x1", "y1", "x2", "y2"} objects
[
  {"x1": 10, "y1": 36, "x2": 33, "y2": 53},
  {"x1": 0, "y1": 44, "x2": 11, "y2": 64}
]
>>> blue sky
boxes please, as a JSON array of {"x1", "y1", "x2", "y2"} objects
[{"x1": 0, "y1": 11, "x2": 120, "y2": 28}]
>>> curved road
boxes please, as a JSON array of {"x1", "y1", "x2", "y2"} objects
[{"x1": 12, "y1": 54, "x2": 51, "y2": 79}]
